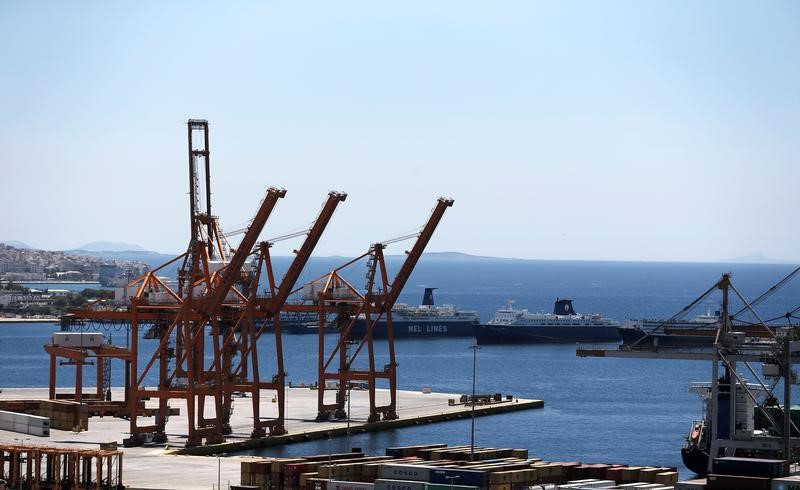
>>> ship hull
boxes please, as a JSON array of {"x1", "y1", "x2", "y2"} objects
[
  {"x1": 350, "y1": 319, "x2": 478, "y2": 338},
  {"x1": 474, "y1": 325, "x2": 620, "y2": 344},
  {"x1": 681, "y1": 446, "x2": 710, "y2": 476},
  {"x1": 617, "y1": 327, "x2": 715, "y2": 348},
  {"x1": 282, "y1": 323, "x2": 336, "y2": 335}
]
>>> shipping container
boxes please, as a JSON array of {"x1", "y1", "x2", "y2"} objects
[
  {"x1": 378, "y1": 464, "x2": 433, "y2": 482},
  {"x1": 428, "y1": 468, "x2": 488, "y2": 488},
  {"x1": 712, "y1": 457, "x2": 789, "y2": 479},
  {"x1": 386, "y1": 444, "x2": 448, "y2": 459},
  {"x1": 675, "y1": 479, "x2": 707, "y2": 490},
  {"x1": 327, "y1": 480, "x2": 375, "y2": 490},
  {"x1": 563, "y1": 479, "x2": 616, "y2": 488},
  {"x1": 52, "y1": 332, "x2": 104, "y2": 347},
  {"x1": 374, "y1": 480, "x2": 426, "y2": 490},
  {"x1": 707, "y1": 473, "x2": 771, "y2": 490}
]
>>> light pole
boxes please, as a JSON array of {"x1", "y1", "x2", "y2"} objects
[
  {"x1": 216, "y1": 453, "x2": 222, "y2": 490},
  {"x1": 327, "y1": 432, "x2": 333, "y2": 483},
  {"x1": 285, "y1": 377, "x2": 289, "y2": 433},
  {"x1": 346, "y1": 382, "x2": 352, "y2": 450},
  {"x1": 344, "y1": 340, "x2": 356, "y2": 451},
  {"x1": 469, "y1": 344, "x2": 480, "y2": 461},
  {"x1": 446, "y1": 474, "x2": 460, "y2": 489}
]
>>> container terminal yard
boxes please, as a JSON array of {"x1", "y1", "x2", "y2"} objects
[{"x1": 3, "y1": 121, "x2": 800, "y2": 490}]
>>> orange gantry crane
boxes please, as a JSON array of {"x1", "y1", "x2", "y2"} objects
[
  {"x1": 55, "y1": 120, "x2": 345, "y2": 446},
  {"x1": 218, "y1": 190, "x2": 347, "y2": 437},
  {"x1": 51, "y1": 119, "x2": 455, "y2": 446},
  {"x1": 285, "y1": 197, "x2": 455, "y2": 422}
]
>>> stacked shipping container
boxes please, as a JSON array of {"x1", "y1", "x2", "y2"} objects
[{"x1": 239, "y1": 444, "x2": 681, "y2": 490}]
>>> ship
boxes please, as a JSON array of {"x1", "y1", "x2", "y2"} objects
[
  {"x1": 349, "y1": 288, "x2": 480, "y2": 338},
  {"x1": 681, "y1": 369, "x2": 788, "y2": 475},
  {"x1": 617, "y1": 308, "x2": 721, "y2": 348},
  {"x1": 618, "y1": 308, "x2": 775, "y2": 349},
  {"x1": 473, "y1": 298, "x2": 621, "y2": 344}
]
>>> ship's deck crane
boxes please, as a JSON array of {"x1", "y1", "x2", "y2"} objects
[{"x1": 577, "y1": 272, "x2": 800, "y2": 474}]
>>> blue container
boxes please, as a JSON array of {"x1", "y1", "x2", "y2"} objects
[{"x1": 428, "y1": 468, "x2": 487, "y2": 488}]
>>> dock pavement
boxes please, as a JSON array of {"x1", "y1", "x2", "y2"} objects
[{"x1": 0, "y1": 386, "x2": 542, "y2": 489}]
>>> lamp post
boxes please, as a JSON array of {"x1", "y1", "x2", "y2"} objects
[
  {"x1": 346, "y1": 381, "x2": 352, "y2": 450},
  {"x1": 446, "y1": 474, "x2": 460, "y2": 489},
  {"x1": 344, "y1": 339, "x2": 356, "y2": 451},
  {"x1": 215, "y1": 453, "x2": 225, "y2": 490},
  {"x1": 469, "y1": 343, "x2": 480, "y2": 461}
]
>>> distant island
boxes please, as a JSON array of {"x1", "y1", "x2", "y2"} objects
[
  {"x1": 4, "y1": 239, "x2": 797, "y2": 265},
  {"x1": 721, "y1": 253, "x2": 796, "y2": 265},
  {"x1": 70, "y1": 241, "x2": 148, "y2": 253}
]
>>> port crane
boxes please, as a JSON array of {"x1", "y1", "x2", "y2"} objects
[
  {"x1": 577, "y1": 271, "x2": 800, "y2": 473},
  {"x1": 53, "y1": 120, "x2": 339, "y2": 446},
  {"x1": 51, "y1": 119, "x2": 455, "y2": 447},
  {"x1": 284, "y1": 197, "x2": 455, "y2": 422},
  {"x1": 216, "y1": 190, "x2": 347, "y2": 437}
]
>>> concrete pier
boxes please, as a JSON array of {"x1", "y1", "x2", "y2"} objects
[{"x1": 0, "y1": 387, "x2": 542, "y2": 489}]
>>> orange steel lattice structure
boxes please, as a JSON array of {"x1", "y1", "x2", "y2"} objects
[
  {"x1": 52, "y1": 119, "x2": 454, "y2": 446},
  {"x1": 284, "y1": 197, "x2": 455, "y2": 422},
  {"x1": 55, "y1": 120, "x2": 342, "y2": 446},
  {"x1": 0, "y1": 443, "x2": 123, "y2": 490}
]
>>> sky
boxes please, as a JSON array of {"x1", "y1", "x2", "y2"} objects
[{"x1": 1, "y1": 1, "x2": 798, "y2": 262}]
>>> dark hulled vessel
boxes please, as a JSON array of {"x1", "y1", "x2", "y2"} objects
[
  {"x1": 350, "y1": 288, "x2": 479, "y2": 338},
  {"x1": 474, "y1": 299, "x2": 620, "y2": 344}
]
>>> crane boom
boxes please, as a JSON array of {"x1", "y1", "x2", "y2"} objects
[
  {"x1": 266, "y1": 191, "x2": 347, "y2": 314},
  {"x1": 204, "y1": 186, "x2": 286, "y2": 313},
  {"x1": 382, "y1": 197, "x2": 454, "y2": 311}
]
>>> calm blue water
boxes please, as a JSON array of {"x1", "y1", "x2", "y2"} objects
[{"x1": 2, "y1": 259, "x2": 799, "y2": 477}]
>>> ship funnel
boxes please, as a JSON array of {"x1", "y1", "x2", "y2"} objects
[
  {"x1": 553, "y1": 298, "x2": 576, "y2": 315},
  {"x1": 422, "y1": 287, "x2": 438, "y2": 306}
]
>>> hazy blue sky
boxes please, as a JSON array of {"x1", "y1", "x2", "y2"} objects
[{"x1": 1, "y1": 2, "x2": 798, "y2": 262}]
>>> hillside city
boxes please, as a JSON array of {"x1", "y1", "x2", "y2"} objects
[{"x1": 0, "y1": 244, "x2": 149, "y2": 319}]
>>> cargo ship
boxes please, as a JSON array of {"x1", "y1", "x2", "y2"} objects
[
  {"x1": 474, "y1": 298, "x2": 620, "y2": 344},
  {"x1": 349, "y1": 288, "x2": 480, "y2": 338},
  {"x1": 681, "y1": 370, "x2": 785, "y2": 476},
  {"x1": 617, "y1": 309, "x2": 721, "y2": 348},
  {"x1": 617, "y1": 308, "x2": 775, "y2": 349}
]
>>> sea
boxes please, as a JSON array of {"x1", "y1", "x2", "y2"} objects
[{"x1": 2, "y1": 258, "x2": 799, "y2": 477}]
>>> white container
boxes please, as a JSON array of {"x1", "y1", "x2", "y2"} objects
[
  {"x1": 52, "y1": 332, "x2": 104, "y2": 347},
  {"x1": 328, "y1": 481, "x2": 375, "y2": 490},
  {"x1": 374, "y1": 480, "x2": 426, "y2": 490},
  {"x1": 27, "y1": 426, "x2": 50, "y2": 437},
  {"x1": 564, "y1": 480, "x2": 617, "y2": 488},
  {"x1": 24, "y1": 414, "x2": 49, "y2": 428},
  {"x1": 0, "y1": 410, "x2": 15, "y2": 422},
  {"x1": 378, "y1": 465, "x2": 431, "y2": 482},
  {"x1": 12, "y1": 421, "x2": 29, "y2": 433}
]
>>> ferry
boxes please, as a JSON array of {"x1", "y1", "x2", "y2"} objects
[
  {"x1": 350, "y1": 288, "x2": 480, "y2": 338},
  {"x1": 474, "y1": 298, "x2": 621, "y2": 344}
]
